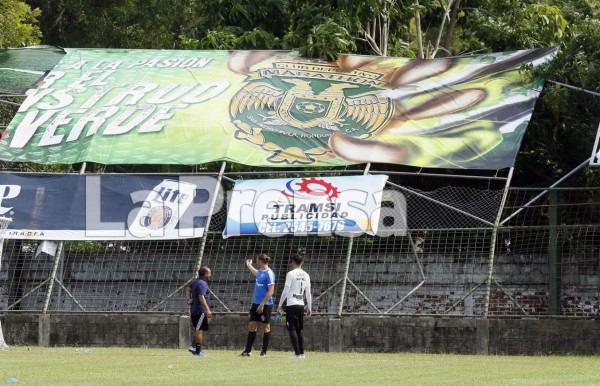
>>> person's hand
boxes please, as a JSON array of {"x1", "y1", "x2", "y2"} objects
[
  {"x1": 306, "y1": 308, "x2": 312, "y2": 317},
  {"x1": 277, "y1": 306, "x2": 283, "y2": 314},
  {"x1": 207, "y1": 310, "x2": 213, "y2": 318},
  {"x1": 187, "y1": 298, "x2": 193, "y2": 305},
  {"x1": 257, "y1": 304, "x2": 264, "y2": 314},
  {"x1": 245, "y1": 259, "x2": 252, "y2": 267}
]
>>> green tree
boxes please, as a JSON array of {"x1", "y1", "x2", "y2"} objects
[
  {"x1": 0, "y1": 0, "x2": 42, "y2": 48},
  {"x1": 9, "y1": 0, "x2": 600, "y2": 186},
  {"x1": 0, "y1": 0, "x2": 41, "y2": 167},
  {"x1": 25, "y1": 0, "x2": 204, "y2": 48},
  {"x1": 516, "y1": 1, "x2": 600, "y2": 186}
]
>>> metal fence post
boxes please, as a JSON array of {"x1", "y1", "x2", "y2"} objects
[
  {"x1": 483, "y1": 167, "x2": 514, "y2": 318},
  {"x1": 42, "y1": 163, "x2": 86, "y2": 313},
  {"x1": 150, "y1": 162, "x2": 227, "y2": 311},
  {"x1": 194, "y1": 161, "x2": 227, "y2": 273},
  {"x1": 337, "y1": 237, "x2": 354, "y2": 317},
  {"x1": 41, "y1": 242, "x2": 64, "y2": 313},
  {"x1": 337, "y1": 164, "x2": 371, "y2": 316},
  {"x1": 548, "y1": 189, "x2": 560, "y2": 315}
]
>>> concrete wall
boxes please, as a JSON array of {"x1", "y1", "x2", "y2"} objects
[
  {"x1": 2, "y1": 251, "x2": 598, "y2": 317},
  {"x1": 3, "y1": 313, "x2": 600, "y2": 355}
]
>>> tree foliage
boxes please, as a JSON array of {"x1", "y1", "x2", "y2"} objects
[
  {"x1": 0, "y1": 0, "x2": 42, "y2": 48},
  {"x1": 518, "y1": 1, "x2": 600, "y2": 186},
  {"x1": 0, "y1": 0, "x2": 598, "y2": 185}
]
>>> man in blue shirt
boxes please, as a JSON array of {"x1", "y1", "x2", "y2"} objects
[
  {"x1": 186, "y1": 266, "x2": 212, "y2": 357},
  {"x1": 240, "y1": 253, "x2": 275, "y2": 357}
]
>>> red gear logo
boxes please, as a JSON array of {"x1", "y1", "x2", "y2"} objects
[{"x1": 296, "y1": 178, "x2": 339, "y2": 200}]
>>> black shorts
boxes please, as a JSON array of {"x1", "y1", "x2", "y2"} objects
[
  {"x1": 191, "y1": 312, "x2": 209, "y2": 331},
  {"x1": 285, "y1": 305, "x2": 304, "y2": 330},
  {"x1": 249, "y1": 303, "x2": 273, "y2": 324}
]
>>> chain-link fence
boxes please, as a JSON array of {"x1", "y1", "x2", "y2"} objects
[{"x1": 1, "y1": 171, "x2": 599, "y2": 318}]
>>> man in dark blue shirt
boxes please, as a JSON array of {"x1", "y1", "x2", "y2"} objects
[{"x1": 186, "y1": 266, "x2": 213, "y2": 357}]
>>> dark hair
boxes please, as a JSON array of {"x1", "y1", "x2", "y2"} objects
[
  {"x1": 292, "y1": 253, "x2": 304, "y2": 265},
  {"x1": 257, "y1": 253, "x2": 271, "y2": 263},
  {"x1": 198, "y1": 266, "x2": 210, "y2": 278}
]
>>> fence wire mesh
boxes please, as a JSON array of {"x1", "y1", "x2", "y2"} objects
[{"x1": 1, "y1": 178, "x2": 599, "y2": 317}]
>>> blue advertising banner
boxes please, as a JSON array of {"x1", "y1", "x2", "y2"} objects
[
  {"x1": 0, "y1": 173, "x2": 216, "y2": 240},
  {"x1": 223, "y1": 175, "x2": 391, "y2": 237}
]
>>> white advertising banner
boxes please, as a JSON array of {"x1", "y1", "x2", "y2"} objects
[{"x1": 223, "y1": 175, "x2": 390, "y2": 237}]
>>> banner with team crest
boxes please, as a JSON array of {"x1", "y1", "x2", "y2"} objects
[
  {"x1": 223, "y1": 175, "x2": 390, "y2": 237},
  {"x1": 0, "y1": 47, "x2": 557, "y2": 169}
]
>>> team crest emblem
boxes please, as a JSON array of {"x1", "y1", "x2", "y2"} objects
[
  {"x1": 140, "y1": 206, "x2": 173, "y2": 230},
  {"x1": 230, "y1": 62, "x2": 394, "y2": 164}
]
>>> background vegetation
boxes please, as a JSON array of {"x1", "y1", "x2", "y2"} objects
[{"x1": 1, "y1": 0, "x2": 599, "y2": 186}]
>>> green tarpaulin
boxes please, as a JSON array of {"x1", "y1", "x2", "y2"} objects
[{"x1": 0, "y1": 47, "x2": 557, "y2": 169}]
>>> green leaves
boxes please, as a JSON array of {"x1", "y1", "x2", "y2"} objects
[
  {"x1": 298, "y1": 18, "x2": 357, "y2": 60},
  {"x1": 0, "y1": 0, "x2": 41, "y2": 48}
]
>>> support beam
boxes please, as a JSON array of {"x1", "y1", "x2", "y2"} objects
[
  {"x1": 548, "y1": 190, "x2": 560, "y2": 315},
  {"x1": 484, "y1": 167, "x2": 514, "y2": 317}
]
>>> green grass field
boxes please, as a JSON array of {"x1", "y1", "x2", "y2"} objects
[{"x1": 2, "y1": 346, "x2": 600, "y2": 385}]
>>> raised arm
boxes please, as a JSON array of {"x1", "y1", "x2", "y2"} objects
[{"x1": 245, "y1": 259, "x2": 258, "y2": 277}]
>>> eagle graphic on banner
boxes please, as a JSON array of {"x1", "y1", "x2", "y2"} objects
[{"x1": 229, "y1": 64, "x2": 393, "y2": 164}]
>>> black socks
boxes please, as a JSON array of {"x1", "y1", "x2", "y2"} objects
[
  {"x1": 262, "y1": 331, "x2": 271, "y2": 353},
  {"x1": 245, "y1": 331, "x2": 257, "y2": 353}
]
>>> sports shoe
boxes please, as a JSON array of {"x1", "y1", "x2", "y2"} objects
[
  {"x1": 188, "y1": 345, "x2": 195, "y2": 354},
  {"x1": 239, "y1": 351, "x2": 251, "y2": 357},
  {"x1": 259, "y1": 351, "x2": 267, "y2": 357},
  {"x1": 291, "y1": 354, "x2": 304, "y2": 359},
  {"x1": 193, "y1": 351, "x2": 206, "y2": 357}
]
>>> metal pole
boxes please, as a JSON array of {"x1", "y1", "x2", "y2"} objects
[
  {"x1": 337, "y1": 237, "x2": 353, "y2": 317},
  {"x1": 547, "y1": 80, "x2": 600, "y2": 97},
  {"x1": 0, "y1": 99, "x2": 21, "y2": 107},
  {"x1": 492, "y1": 278, "x2": 528, "y2": 315},
  {"x1": 336, "y1": 164, "x2": 371, "y2": 316},
  {"x1": 41, "y1": 166, "x2": 91, "y2": 313},
  {"x1": 194, "y1": 161, "x2": 227, "y2": 273},
  {"x1": 386, "y1": 180, "x2": 495, "y2": 226},
  {"x1": 548, "y1": 190, "x2": 560, "y2": 315},
  {"x1": 500, "y1": 156, "x2": 592, "y2": 226},
  {"x1": 0, "y1": 169, "x2": 506, "y2": 180},
  {"x1": 346, "y1": 279, "x2": 382, "y2": 313},
  {"x1": 483, "y1": 167, "x2": 514, "y2": 318},
  {"x1": 384, "y1": 232, "x2": 426, "y2": 313},
  {"x1": 47, "y1": 163, "x2": 86, "y2": 313},
  {"x1": 42, "y1": 242, "x2": 64, "y2": 313},
  {"x1": 6, "y1": 279, "x2": 51, "y2": 310},
  {"x1": 150, "y1": 162, "x2": 227, "y2": 311}
]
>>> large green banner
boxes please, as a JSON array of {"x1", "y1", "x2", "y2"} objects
[{"x1": 0, "y1": 47, "x2": 556, "y2": 169}]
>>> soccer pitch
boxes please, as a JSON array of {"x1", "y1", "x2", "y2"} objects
[{"x1": 1, "y1": 347, "x2": 600, "y2": 385}]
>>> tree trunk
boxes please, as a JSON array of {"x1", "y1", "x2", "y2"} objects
[
  {"x1": 415, "y1": 1, "x2": 424, "y2": 59},
  {"x1": 443, "y1": 0, "x2": 461, "y2": 53},
  {"x1": 382, "y1": 2, "x2": 389, "y2": 56}
]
